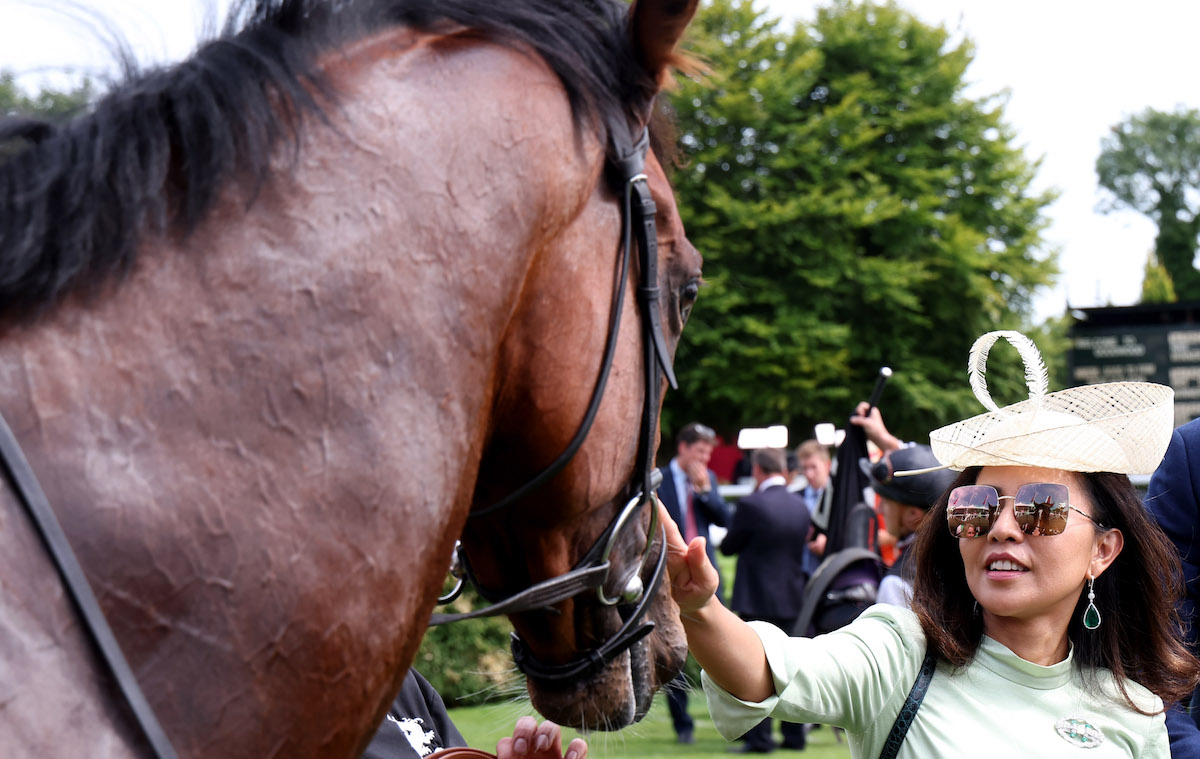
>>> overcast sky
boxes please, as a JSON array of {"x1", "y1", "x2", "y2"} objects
[{"x1": 3, "y1": 0, "x2": 1196, "y2": 323}]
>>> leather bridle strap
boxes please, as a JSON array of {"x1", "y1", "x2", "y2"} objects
[
  {"x1": 470, "y1": 126, "x2": 676, "y2": 520},
  {"x1": 432, "y1": 122, "x2": 676, "y2": 683},
  {"x1": 428, "y1": 564, "x2": 610, "y2": 625},
  {"x1": 510, "y1": 521, "x2": 668, "y2": 681},
  {"x1": 468, "y1": 160, "x2": 636, "y2": 520},
  {"x1": 0, "y1": 413, "x2": 179, "y2": 759}
]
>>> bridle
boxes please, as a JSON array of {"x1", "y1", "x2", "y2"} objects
[{"x1": 428, "y1": 117, "x2": 680, "y2": 683}]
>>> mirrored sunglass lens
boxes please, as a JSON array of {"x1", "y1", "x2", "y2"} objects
[
  {"x1": 1014, "y1": 483, "x2": 1070, "y2": 536},
  {"x1": 947, "y1": 486, "x2": 998, "y2": 538}
]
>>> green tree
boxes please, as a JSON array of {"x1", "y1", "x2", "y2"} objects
[
  {"x1": 0, "y1": 71, "x2": 94, "y2": 119},
  {"x1": 1142, "y1": 249, "x2": 1178, "y2": 303},
  {"x1": 1097, "y1": 106, "x2": 1200, "y2": 301},
  {"x1": 0, "y1": 72, "x2": 94, "y2": 158},
  {"x1": 663, "y1": 0, "x2": 1057, "y2": 444}
]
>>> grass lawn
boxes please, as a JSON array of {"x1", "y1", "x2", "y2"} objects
[{"x1": 447, "y1": 692, "x2": 851, "y2": 759}]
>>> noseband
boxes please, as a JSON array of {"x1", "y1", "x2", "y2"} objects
[{"x1": 429, "y1": 121, "x2": 679, "y2": 683}]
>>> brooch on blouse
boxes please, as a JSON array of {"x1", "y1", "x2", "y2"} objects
[{"x1": 1054, "y1": 717, "x2": 1105, "y2": 749}]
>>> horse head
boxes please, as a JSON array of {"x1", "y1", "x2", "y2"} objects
[
  {"x1": 0, "y1": 0, "x2": 701, "y2": 754},
  {"x1": 459, "y1": 0, "x2": 702, "y2": 729}
]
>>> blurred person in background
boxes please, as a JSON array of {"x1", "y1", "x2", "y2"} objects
[
  {"x1": 861, "y1": 445, "x2": 956, "y2": 608},
  {"x1": 720, "y1": 448, "x2": 811, "y2": 752},
  {"x1": 656, "y1": 421, "x2": 730, "y2": 744}
]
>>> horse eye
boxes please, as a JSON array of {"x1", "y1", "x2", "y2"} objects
[{"x1": 680, "y1": 280, "x2": 699, "y2": 322}]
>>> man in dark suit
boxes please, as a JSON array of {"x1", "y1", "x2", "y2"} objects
[
  {"x1": 720, "y1": 448, "x2": 811, "y2": 753},
  {"x1": 656, "y1": 421, "x2": 730, "y2": 745},
  {"x1": 1146, "y1": 418, "x2": 1200, "y2": 752}
]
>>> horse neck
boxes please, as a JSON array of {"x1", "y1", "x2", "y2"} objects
[{"x1": 0, "y1": 29, "x2": 606, "y2": 759}]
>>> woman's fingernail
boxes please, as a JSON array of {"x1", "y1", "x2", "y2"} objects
[
  {"x1": 515, "y1": 739, "x2": 528, "y2": 754},
  {"x1": 566, "y1": 751, "x2": 578, "y2": 759},
  {"x1": 535, "y1": 736, "x2": 550, "y2": 752}
]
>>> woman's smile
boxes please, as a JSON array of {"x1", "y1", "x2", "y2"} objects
[{"x1": 984, "y1": 551, "x2": 1029, "y2": 577}]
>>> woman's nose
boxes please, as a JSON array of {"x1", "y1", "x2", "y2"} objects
[{"x1": 988, "y1": 498, "x2": 1025, "y2": 541}]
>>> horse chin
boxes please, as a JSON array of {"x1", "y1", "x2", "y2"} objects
[{"x1": 524, "y1": 595, "x2": 689, "y2": 730}]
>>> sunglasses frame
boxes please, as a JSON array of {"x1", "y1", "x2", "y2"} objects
[{"x1": 947, "y1": 483, "x2": 1103, "y2": 539}]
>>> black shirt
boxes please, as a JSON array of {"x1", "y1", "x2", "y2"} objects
[{"x1": 361, "y1": 670, "x2": 468, "y2": 759}]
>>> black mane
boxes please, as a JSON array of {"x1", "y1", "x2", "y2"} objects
[{"x1": 0, "y1": 0, "x2": 655, "y2": 320}]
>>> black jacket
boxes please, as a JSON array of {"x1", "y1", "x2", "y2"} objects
[{"x1": 721, "y1": 484, "x2": 811, "y2": 620}]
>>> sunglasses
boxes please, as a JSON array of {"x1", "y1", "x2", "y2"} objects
[{"x1": 947, "y1": 483, "x2": 1103, "y2": 538}]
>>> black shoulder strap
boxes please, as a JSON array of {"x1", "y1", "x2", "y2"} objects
[{"x1": 878, "y1": 650, "x2": 937, "y2": 759}]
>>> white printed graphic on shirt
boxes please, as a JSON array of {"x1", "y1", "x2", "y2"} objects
[{"x1": 388, "y1": 714, "x2": 437, "y2": 756}]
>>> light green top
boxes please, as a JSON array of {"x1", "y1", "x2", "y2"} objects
[{"x1": 702, "y1": 604, "x2": 1167, "y2": 758}]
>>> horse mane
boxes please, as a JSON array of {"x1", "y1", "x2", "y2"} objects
[{"x1": 0, "y1": 0, "x2": 660, "y2": 322}]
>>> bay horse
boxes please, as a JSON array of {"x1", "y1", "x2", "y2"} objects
[{"x1": 0, "y1": 0, "x2": 702, "y2": 756}]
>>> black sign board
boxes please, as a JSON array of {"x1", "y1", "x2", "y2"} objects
[{"x1": 1069, "y1": 306, "x2": 1200, "y2": 427}]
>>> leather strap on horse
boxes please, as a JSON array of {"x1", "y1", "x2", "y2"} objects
[
  {"x1": 0, "y1": 412, "x2": 180, "y2": 759},
  {"x1": 437, "y1": 119, "x2": 677, "y2": 683},
  {"x1": 428, "y1": 564, "x2": 611, "y2": 625},
  {"x1": 437, "y1": 749, "x2": 498, "y2": 759},
  {"x1": 468, "y1": 125, "x2": 675, "y2": 520},
  {"x1": 510, "y1": 520, "x2": 668, "y2": 681}
]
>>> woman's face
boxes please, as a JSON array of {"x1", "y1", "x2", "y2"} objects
[{"x1": 958, "y1": 466, "x2": 1119, "y2": 628}]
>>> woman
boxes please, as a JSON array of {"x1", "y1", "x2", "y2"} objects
[{"x1": 665, "y1": 331, "x2": 1200, "y2": 757}]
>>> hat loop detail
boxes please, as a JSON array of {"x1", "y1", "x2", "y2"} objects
[
  {"x1": 925, "y1": 329, "x2": 1173, "y2": 475},
  {"x1": 968, "y1": 330, "x2": 1049, "y2": 414}
]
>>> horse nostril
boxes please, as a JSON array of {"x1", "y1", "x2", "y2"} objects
[{"x1": 622, "y1": 576, "x2": 644, "y2": 603}]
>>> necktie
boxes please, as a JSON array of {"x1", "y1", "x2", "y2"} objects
[{"x1": 684, "y1": 484, "x2": 700, "y2": 543}]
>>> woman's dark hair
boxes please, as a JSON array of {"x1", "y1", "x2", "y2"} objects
[{"x1": 911, "y1": 467, "x2": 1200, "y2": 714}]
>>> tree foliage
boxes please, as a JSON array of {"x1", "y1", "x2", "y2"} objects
[
  {"x1": 662, "y1": 0, "x2": 1058, "y2": 444},
  {"x1": 415, "y1": 589, "x2": 517, "y2": 706},
  {"x1": 1142, "y1": 249, "x2": 1178, "y2": 304},
  {"x1": 0, "y1": 71, "x2": 94, "y2": 120},
  {"x1": 1097, "y1": 106, "x2": 1200, "y2": 301},
  {"x1": 0, "y1": 72, "x2": 95, "y2": 158}
]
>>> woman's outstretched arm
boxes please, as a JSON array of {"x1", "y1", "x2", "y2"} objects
[{"x1": 658, "y1": 501, "x2": 774, "y2": 703}]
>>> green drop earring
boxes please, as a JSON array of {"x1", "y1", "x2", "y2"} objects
[{"x1": 1083, "y1": 576, "x2": 1101, "y2": 630}]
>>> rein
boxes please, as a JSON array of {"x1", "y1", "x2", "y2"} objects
[
  {"x1": 0, "y1": 414, "x2": 180, "y2": 759},
  {"x1": 429, "y1": 121, "x2": 679, "y2": 683}
]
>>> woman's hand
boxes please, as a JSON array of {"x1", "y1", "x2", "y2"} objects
[
  {"x1": 658, "y1": 500, "x2": 719, "y2": 614},
  {"x1": 496, "y1": 717, "x2": 586, "y2": 759}
]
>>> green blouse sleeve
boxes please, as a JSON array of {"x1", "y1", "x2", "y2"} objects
[{"x1": 701, "y1": 604, "x2": 927, "y2": 740}]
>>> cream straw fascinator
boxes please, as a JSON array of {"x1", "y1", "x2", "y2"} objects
[{"x1": 900, "y1": 330, "x2": 1174, "y2": 476}]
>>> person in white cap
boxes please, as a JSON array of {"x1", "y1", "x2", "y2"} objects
[{"x1": 659, "y1": 330, "x2": 1199, "y2": 758}]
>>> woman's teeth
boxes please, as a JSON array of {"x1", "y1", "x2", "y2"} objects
[{"x1": 988, "y1": 559, "x2": 1027, "y2": 571}]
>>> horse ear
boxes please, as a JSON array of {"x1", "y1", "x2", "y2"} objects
[{"x1": 629, "y1": 0, "x2": 701, "y2": 89}]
